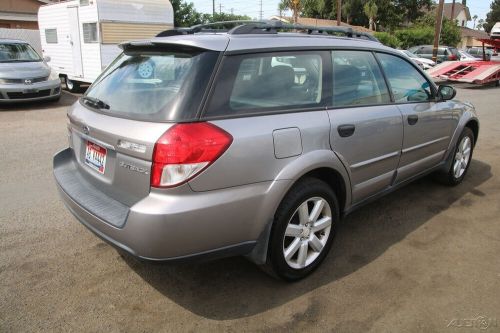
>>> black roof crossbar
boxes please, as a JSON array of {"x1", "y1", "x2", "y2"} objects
[{"x1": 155, "y1": 20, "x2": 379, "y2": 42}]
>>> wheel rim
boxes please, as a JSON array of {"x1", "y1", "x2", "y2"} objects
[
  {"x1": 453, "y1": 136, "x2": 472, "y2": 179},
  {"x1": 66, "y1": 79, "x2": 73, "y2": 90},
  {"x1": 282, "y1": 197, "x2": 332, "y2": 269}
]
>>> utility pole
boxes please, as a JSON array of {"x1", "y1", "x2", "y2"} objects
[
  {"x1": 259, "y1": 0, "x2": 263, "y2": 20},
  {"x1": 432, "y1": 0, "x2": 445, "y2": 63},
  {"x1": 337, "y1": 0, "x2": 341, "y2": 26},
  {"x1": 212, "y1": 0, "x2": 215, "y2": 17},
  {"x1": 219, "y1": 3, "x2": 222, "y2": 14},
  {"x1": 231, "y1": 8, "x2": 234, "y2": 15},
  {"x1": 451, "y1": 0, "x2": 456, "y2": 20}
]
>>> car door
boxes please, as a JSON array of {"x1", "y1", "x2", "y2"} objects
[
  {"x1": 327, "y1": 50, "x2": 403, "y2": 204},
  {"x1": 376, "y1": 52, "x2": 456, "y2": 184}
]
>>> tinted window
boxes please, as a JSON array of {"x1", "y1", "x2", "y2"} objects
[
  {"x1": 421, "y1": 46, "x2": 432, "y2": 54},
  {"x1": 83, "y1": 23, "x2": 98, "y2": 43},
  {"x1": 332, "y1": 51, "x2": 390, "y2": 107},
  {"x1": 84, "y1": 47, "x2": 219, "y2": 121},
  {"x1": 377, "y1": 53, "x2": 433, "y2": 103},
  {"x1": 45, "y1": 29, "x2": 57, "y2": 44},
  {"x1": 205, "y1": 51, "x2": 325, "y2": 117}
]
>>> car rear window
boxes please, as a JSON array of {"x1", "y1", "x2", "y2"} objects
[
  {"x1": 83, "y1": 46, "x2": 219, "y2": 122},
  {"x1": 204, "y1": 51, "x2": 327, "y2": 118}
]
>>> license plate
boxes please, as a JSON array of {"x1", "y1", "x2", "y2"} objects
[{"x1": 85, "y1": 141, "x2": 107, "y2": 174}]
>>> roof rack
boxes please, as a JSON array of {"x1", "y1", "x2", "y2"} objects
[{"x1": 156, "y1": 20, "x2": 379, "y2": 42}]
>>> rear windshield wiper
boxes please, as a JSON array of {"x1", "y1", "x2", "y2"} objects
[{"x1": 81, "y1": 96, "x2": 110, "y2": 110}]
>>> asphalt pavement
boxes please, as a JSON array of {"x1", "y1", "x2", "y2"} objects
[{"x1": 1, "y1": 86, "x2": 499, "y2": 332}]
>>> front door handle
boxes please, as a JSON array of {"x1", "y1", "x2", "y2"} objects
[
  {"x1": 408, "y1": 115, "x2": 419, "y2": 125},
  {"x1": 337, "y1": 124, "x2": 355, "y2": 137}
]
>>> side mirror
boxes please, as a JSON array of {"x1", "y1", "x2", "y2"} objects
[
  {"x1": 43, "y1": 56, "x2": 51, "y2": 63},
  {"x1": 437, "y1": 85, "x2": 456, "y2": 101}
]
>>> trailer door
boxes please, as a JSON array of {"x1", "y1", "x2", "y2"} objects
[{"x1": 67, "y1": 6, "x2": 83, "y2": 78}]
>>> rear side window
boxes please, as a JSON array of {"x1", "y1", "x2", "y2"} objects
[
  {"x1": 332, "y1": 51, "x2": 390, "y2": 107},
  {"x1": 45, "y1": 29, "x2": 57, "y2": 44},
  {"x1": 84, "y1": 47, "x2": 219, "y2": 121},
  {"x1": 377, "y1": 53, "x2": 433, "y2": 103},
  {"x1": 421, "y1": 46, "x2": 432, "y2": 54},
  {"x1": 205, "y1": 51, "x2": 326, "y2": 117}
]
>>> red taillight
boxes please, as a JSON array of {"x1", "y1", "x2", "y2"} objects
[
  {"x1": 151, "y1": 123, "x2": 233, "y2": 188},
  {"x1": 448, "y1": 54, "x2": 457, "y2": 60}
]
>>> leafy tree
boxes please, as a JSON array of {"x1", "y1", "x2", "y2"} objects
[
  {"x1": 374, "y1": 31, "x2": 400, "y2": 47},
  {"x1": 396, "y1": 0, "x2": 433, "y2": 25},
  {"x1": 484, "y1": 0, "x2": 500, "y2": 33},
  {"x1": 472, "y1": 14, "x2": 478, "y2": 29},
  {"x1": 395, "y1": 27, "x2": 434, "y2": 48},
  {"x1": 170, "y1": 0, "x2": 203, "y2": 27},
  {"x1": 415, "y1": 13, "x2": 461, "y2": 46},
  {"x1": 363, "y1": 0, "x2": 378, "y2": 30},
  {"x1": 279, "y1": 0, "x2": 304, "y2": 23}
]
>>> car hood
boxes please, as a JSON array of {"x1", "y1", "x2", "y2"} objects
[
  {"x1": 0, "y1": 61, "x2": 50, "y2": 79},
  {"x1": 416, "y1": 57, "x2": 435, "y2": 65}
]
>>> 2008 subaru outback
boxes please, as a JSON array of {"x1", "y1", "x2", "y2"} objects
[{"x1": 53, "y1": 21, "x2": 479, "y2": 281}]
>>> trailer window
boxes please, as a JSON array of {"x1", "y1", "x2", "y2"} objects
[
  {"x1": 80, "y1": 0, "x2": 89, "y2": 6},
  {"x1": 83, "y1": 23, "x2": 98, "y2": 43},
  {"x1": 45, "y1": 29, "x2": 57, "y2": 44}
]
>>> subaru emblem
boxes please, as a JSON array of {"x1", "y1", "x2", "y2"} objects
[
  {"x1": 83, "y1": 125, "x2": 90, "y2": 135},
  {"x1": 24, "y1": 79, "x2": 32, "y2": 85}
]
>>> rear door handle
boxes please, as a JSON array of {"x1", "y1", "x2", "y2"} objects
[
  {"x1": 337, "y1": 124, "x2": 355, "y2": 137},
  {"x1": 408, "y1": 115, "x2": 418, "y2": 125}
]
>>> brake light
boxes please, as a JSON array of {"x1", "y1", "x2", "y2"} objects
[{"x1": 151, "y1": 123, "x2": 233, "y2": 188}]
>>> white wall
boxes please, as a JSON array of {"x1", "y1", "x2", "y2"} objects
[
  {"x1": 97, "y1": 0, "x2": 173, "y2": 24},
  {"x1": 38, "y1": 2, "x2": 75, "y2": 76},
  {"x1": 78, "y1": 3, "x2": 101, "y2": 81}
]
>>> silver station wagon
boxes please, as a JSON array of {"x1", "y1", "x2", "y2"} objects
[{"x1": 53, "y1": 21, "x2": 479, "y2": 280}]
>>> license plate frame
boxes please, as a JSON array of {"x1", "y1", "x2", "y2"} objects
[{"x1": 84, "y1": 141, "x2": 107, "y2": 174}]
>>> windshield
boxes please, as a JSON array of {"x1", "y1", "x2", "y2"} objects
[
  {"x1": 0, "y1": 43, "x2": 41, "y2": 62},
  {"x1": 84, "y1": 47, "x2": 219, "y2": 122}
]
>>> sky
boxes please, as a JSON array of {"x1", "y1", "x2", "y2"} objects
[{"x1": 189, "y1": 0, "x2": 495, "y2": 28}]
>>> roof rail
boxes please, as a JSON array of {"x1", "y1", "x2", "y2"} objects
[{"x1": 155, "y1": 20, "x2": 379, "y2": 42}]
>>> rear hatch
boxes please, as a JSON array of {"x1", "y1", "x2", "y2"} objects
[{"x1": 66, "y1": 43, "x2": 221, "y2": 206}]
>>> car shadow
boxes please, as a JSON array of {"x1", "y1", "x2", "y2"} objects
[{"x1": 122, "y1": 159, "x2": 492, "y2": 320}]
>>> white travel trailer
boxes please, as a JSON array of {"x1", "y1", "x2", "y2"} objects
[{"x1": 38, "y1": 0, "x2": 173, "y2": 92}]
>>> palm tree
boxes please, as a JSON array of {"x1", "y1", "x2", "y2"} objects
[
  {"x1": 472, "y1": 14, "x2": 478, "y2": 29},
  {"x1": 342, "y1": 0, "x2": 352, "y2": 24},
  {"x1": 363, "y1": 0, "x2": 377, "y2": 31},
  {"x1": 278, "y1": 1, "x2": 288, "y2": 18},
  {"x1": 477, "y1": 18, "x2": 484, "y2": 30},
  {"x1": 278, "y1": 0, "x2": 303, "y2": 23}
]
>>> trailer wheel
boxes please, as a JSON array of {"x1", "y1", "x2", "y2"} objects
[{"x1": 65, "y1": 78, "x2": 80, "y2": 93}]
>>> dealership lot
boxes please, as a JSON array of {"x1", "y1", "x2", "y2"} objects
[{"x1": 1, "y1": 86, "x2": 499, "y2": 332}]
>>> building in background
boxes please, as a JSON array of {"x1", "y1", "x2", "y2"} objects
[
  {"x1": 443, "y1": 2, "x2": 471, "y2": 27},
  {"x1": 0, "y1": 0, "x2": 52, "y2": 29},
  {"x1": 458, "y1": 27, "x2": 489, "y2": 48}
]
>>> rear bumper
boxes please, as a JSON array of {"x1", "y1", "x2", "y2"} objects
[{"x1": 54, "y1": 148, "x2": 289, "y2": 262}]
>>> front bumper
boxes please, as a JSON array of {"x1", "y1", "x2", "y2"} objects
[
  {"x1": 0, "y1": 79, "x2": 61, "y2": 103},
  {"x1": 53, "y1": 148, "x2": 289, "y2": 262}
]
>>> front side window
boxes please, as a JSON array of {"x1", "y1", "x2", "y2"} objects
[
  {"x1": 84, "y1": 47, "x2": 219, "y2": 121},
  {"x1": 377, "y1": 53, "x2": 433, "y2": 103},
  {"x1": 45, "y1": 29, "x2": 58, "y2": 44},
  {"x1": 332, "y1": 50, "x2": 390, "y2": 107},
  {"x1": 205, "y1": 51, "x2": 325, "y2": 117},
  {"x1": 83, "y1": 23, "x2": 98, "y2": 43},
  {"x1": 0, "y1": 43, "x2": 41, "y2": 62}
]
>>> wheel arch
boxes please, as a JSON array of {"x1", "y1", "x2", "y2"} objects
[
  {"x1": 246, "y1": 150, "x2": 352, "y2": 265},
  {"x1": 465, "y1": 119, "x2": 479, "y2": 146}
]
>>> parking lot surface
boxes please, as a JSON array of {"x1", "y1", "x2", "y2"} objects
[{"x1": 1, "y1": 86, "x2": 499, "y2": 332}]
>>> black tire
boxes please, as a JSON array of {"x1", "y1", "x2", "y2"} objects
[
  {"x1": 65, "y1": 77, "x2": 80, "y2": 93},
  {"x1": 264, "y1": 177, "x2": 339, "y2": 281},
  {"x1": 436, "y1": 127, "x2": 475, "y2": 186}
]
